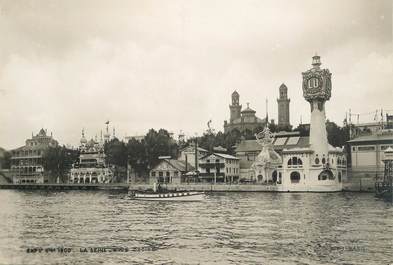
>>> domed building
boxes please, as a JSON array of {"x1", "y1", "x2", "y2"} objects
[
  {"x1": 224, "y1": 91, "x2": 267, "y2": 134},
  {"x1": 70, "y1": 129, "x2": 114, "y2": 184}
]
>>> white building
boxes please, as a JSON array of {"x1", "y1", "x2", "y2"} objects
[
  {"x1": 244, "y1": 55, "x2": 346, "y2": 192},
  {"x1": 198, "y1": 153, "x2": 240, "y2": 183},
  {"x1": 70, "y1": 129, "x2": 114, "y2": 184}
]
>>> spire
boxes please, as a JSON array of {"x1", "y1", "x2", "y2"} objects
[{"x1": 266, "y1": 98, "x2": 269, "y2": 124}]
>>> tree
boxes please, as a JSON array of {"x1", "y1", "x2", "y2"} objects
[
  {"x1": 127, "y1": 138, "x2": 148, "y2": 179},
  {"x1": 105, "y1": 138, "x2": 128, "y2": 167},
  {"x1": 326, "y1": 120, "x2": 350, "y2": 147},
  {"x1": 0, "y1": 150, "x2": 11, "y2": 169},
  {"x1": 144, "y1": 129, "x2": 179, "y2": 169},
  {"x1": 42, "y1": 146, "x2": 78, "y2": 183}
]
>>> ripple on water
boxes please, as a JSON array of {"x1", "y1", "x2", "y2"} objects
[{"x1": 0, "y1": 191, "x2": 392, "y2": 265}]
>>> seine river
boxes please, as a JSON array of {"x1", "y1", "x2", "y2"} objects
[{"x1": 0, "y1": 190, "x2": 392, "y2": 265}]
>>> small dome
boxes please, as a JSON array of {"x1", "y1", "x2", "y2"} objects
[
  {"x1": 80, "y1": 136, "x2": 87, "y2": 144},
  {"x1": 279, "y1": 83, "x2": 287, "y2": 90},
  {"x1": 241, "y1": 103, "x2": 256, "y2": 113}
]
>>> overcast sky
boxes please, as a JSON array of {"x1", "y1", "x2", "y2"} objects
[{"x1": 0, "y1": 0, "x2": 392, "y2": 149}]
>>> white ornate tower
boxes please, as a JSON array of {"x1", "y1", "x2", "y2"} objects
[{"x1": 302, "y1": 55, "x2": 332, "y2": 162}]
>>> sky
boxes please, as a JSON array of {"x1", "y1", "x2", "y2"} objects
[{"x1": 0, "y1": 0, "x2": 392, "y2": 149}]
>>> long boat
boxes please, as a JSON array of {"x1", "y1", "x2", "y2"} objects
[{"x1": 131, "y1": 191, "x2": 205, "y2": 201}]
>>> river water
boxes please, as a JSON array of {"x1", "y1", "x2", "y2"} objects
[{"x1": 0, "y1": 190, "x2": 392, "y2": 265}]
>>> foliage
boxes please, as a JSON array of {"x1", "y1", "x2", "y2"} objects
[
  {"x1": 104, "y1": 138, "x2": 128, "y2": 167},
  {"x1": 0, "y1": 150, "x2": 11, "y2": 169},
  {"x1": 143, "y1": 129, "x2": 179, "y2": 168},
  {"x1": 42, "y1": 146, "x2": 79, "y2": 183}
]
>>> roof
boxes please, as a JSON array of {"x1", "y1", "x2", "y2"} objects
[
  {"x1": 200, "y1": 153, "x2": 239, "y2": 160},
  {"x1": 235, "y1": 136, "x2": 310, "y2": 153},
  {"x1": 180, "y1": 145, "x2": 208, "y2": 153},
  {"x1": 231, "y1": 116, "x2": 266, "y2": 124},
  {"x1": 347, "y1": 132, "x2": 393, "y2": 143},
  {"x1": 166, "y1": 159, "x2": 195, "y2": 172},
  {"x1": 213, "y1": 146, "x2": 227, "y2": 153},
  {"x1": 241, "y1": 106, "x2": 256, "y2": 113}
]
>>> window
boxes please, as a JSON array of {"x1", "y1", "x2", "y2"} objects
[
  {"x1": 338, "y1": 172, "x2": 342, "y2": 183},
  {"x1": 166, "y1": 172, "x2": 170, "y2": 177},
  {"x1": 290, "y1": 172, "x2": 301, "y2": 183},
  {"x1": 287, "y1": 158, "x2": 292, "y2": 166},
  {"x1": 318, "y1": 170, "x2": 334, "y2": 181},
  {"x1": 322, "y1": 158, "x2": 326, "y2": 164},
  {"x1": 358, "y1": 146, "x2": 375, "y2": 151},
  {"x1": 315, "y1": 158, "x2": 320, "y2": 164},
  {"x1": 151, "y1": 171, "x2": 156, "y2": 177},
  {"x1": 174, "y1": 171, "x2": 179, "y2": 177},
  {"x1": 216, "y1": 159, "x2": 219, "y2": 163},
  {"x1": 159, "y1": 171, "x2": 163, "y2": 177}
]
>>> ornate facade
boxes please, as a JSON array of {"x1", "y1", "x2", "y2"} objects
[
  {"x1": 224, "y1": 91, "x2": 267, "y2": 134},
  {"x1": 70, "y1": 129, "x2": 114, "y2": 184},
  {"x1": 10, "y1": 129, "x2": 58, "y2": 183},
  {"x1": 236, "y1": 55, "x2": 346, "y2": 192}
]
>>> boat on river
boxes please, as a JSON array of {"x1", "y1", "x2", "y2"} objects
[{"x1": 131, "y1": 191, "x2": 205, "y2": 201}]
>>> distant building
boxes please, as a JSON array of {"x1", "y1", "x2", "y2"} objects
[
  {"x1": 178, "y1": 144, "x2": 209, "y2": 169},
  {"x1": 70, "y1": 129, "x2": 114, "y2": 184},
  {"x1": 124, "y1": 135, "x2": 144, "y2": 142},
  {"x1": 198, "y1": 153, "x2": 240, "y2": 183},
  {"x1": 277, "y1": 83, "x2": 291, "y2": 130},
  {"x1": 347, "y1": 130, "x2": 393, "y2": 181},
  {"x1": 235, "y1": 131, "x2": 310, "y2": 180},
  {"x1": 150, "y1": 157, "x2": 194, "y2": 184},
  {"x1": 10, "y1": 129, "x2": 58, "y2": 183},
  {"x1": 224, "y1": 91, "x2": 267, "y2": 134}
]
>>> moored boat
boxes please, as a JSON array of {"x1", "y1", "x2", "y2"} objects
[{"x1": 131, "y1": 191, "x2": 205, "y2": 201}]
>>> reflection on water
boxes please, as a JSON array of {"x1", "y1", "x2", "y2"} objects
[{"x1": 0, "y1": 190, "x2": 392, "y2": 265}]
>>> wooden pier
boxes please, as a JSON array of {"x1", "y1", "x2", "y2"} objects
[{"x1": 0, "y1": 183, "x2": 129, "y2": 191}]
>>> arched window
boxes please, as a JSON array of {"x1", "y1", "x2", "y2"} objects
[
  {"x1": 272, "y1": 171, "x2": 277, "y2": 183},
  {"x1": 338, "y1": 172, "x2": 342, "y2": 183},
  {"x1": 315, "y1": 158, "x2": 320, "y2": 164},
  {"x1": 287, "y1": 158, "x2": 292, "y2": 166},
  {"x1": 290, "y1": 171, "x2": 301, "y2": 183},
  {"x1": 318, "y1": 170, "x2": 334, "y2": 181},
  {"x1": 292, "y1": 157, "x2": 298, "y2": 165},
  {"x1": 278, "y1": 172, "x2": 282, "y2": 184},
  {"x1": 297, "y1": 158, "x2": 303, "y2": 166},
  {"x1": 322, "y1": 158, "x2": 326, "y2": 164}
]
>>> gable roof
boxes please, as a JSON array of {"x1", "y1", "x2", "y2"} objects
[
  {"x1": 152, "y1": 159, "x2": 195, "y2": 172},
  {"x1": 200, "y1": 153, "x2": 239, "y2": 160}
]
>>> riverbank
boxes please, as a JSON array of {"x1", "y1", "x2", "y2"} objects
[{"x1": 0, "y1": 178, "x2": 377, "y2": 193}]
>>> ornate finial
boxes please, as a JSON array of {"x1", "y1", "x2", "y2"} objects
[
  {"x1": 255, "y1": 126, "x2": 273, "y2": 146},
  {"x1": 312, "y1": 54, "x2": 321, "y2": 68}
]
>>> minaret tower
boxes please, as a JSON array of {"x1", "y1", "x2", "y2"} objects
[
  {"x1": 302, "y1": 55, "x2": 332, "y2": 161},
  {"x1": 277, "y1": 83, "x2": 290, "y2": 129},
  {"x1": 229, "y1": 91, "x2": 242, "y2": 123}
]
